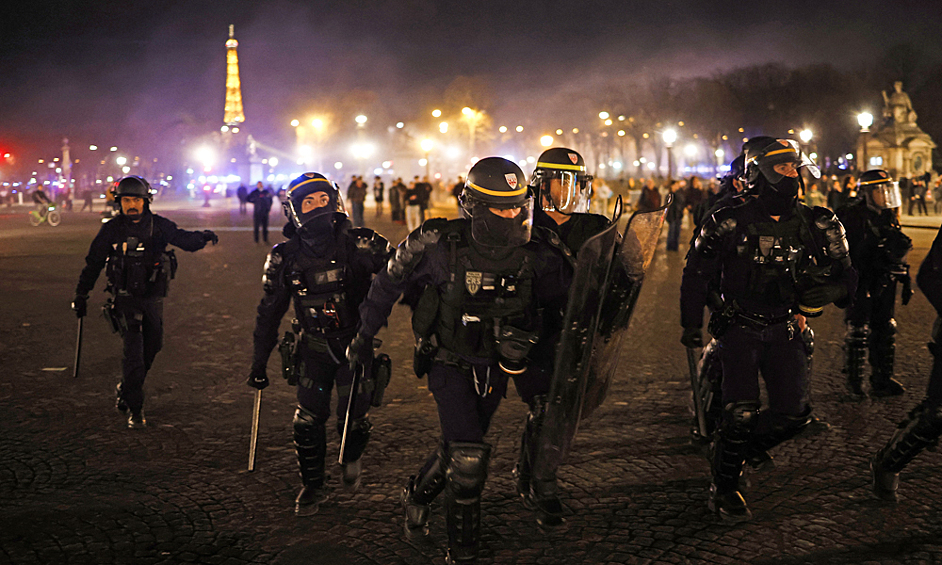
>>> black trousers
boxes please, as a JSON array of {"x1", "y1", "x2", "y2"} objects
[
  {"x1": 428, "y1": 363, "x2": 509, "y2": 444},
  {"x1": 295, "y1": 338, "x2": 371, "y2": 427},
  {"x1": 253, "y1": 212, "x2": 269, "y2": 243},
  {"x1": 115, "y1": 296, "x2": 164, "y2": 413}
]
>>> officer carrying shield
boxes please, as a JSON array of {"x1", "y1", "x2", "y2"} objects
[
  {"x1": 348, "y1": 157, "x2": 572, "y2": 563},
  {"x1": 72, "y1": 176, "x2": 218, "y2": 428},
  {"x1": 247, "y1": 172, "x2": 392, "y2": 515},
  {"x1": 512, "y1": 147, "x2": 608, "y2": 528},
  {"x1": 836, "y1": 169, "x2": 913, "y2": 397},
  {"x1": 680, "y1": 137, "x2": 857, "y2": 521},
  {"x1": 871, "y1": 224, "x2": 942, "y2": 501}
]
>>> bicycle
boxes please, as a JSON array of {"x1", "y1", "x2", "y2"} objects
[{"x1": 28, "y1": 204, "x2": 62, "y2": 227}]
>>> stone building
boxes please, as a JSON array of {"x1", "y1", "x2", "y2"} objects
[{"x1": 859, "y1": 81, "x2": 936, "y2": 180}]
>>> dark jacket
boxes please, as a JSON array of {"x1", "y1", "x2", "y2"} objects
[{"x1": 247, "y1": 188, "x2": 273, "y2": 215}]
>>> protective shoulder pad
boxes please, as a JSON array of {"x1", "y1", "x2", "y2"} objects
[
  {"x1": 532, "y1": 225, "x2": 575, "y2": 266},
  {"x1": 810, "y1": 206, "x2": 850, "y2": 265},
  {"x1": 262, "y1": 241, "x2": 294, "y2": 294},
  {"x1": 348, "y1": 227, "x2": 393, "y2": 255},
  {"x1": 694, "y1": 208, "x2": 737, "y2": 258},
  {"x1": 386, "y1": 219, "x2": 447, "y2": 282}
]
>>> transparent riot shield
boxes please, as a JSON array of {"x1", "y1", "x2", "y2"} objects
[
  {"x1": 581, "y1": 199, "x2": 669, "y2": 418},
  {"x1": 533, "y1": 196, "x2": 668, "y2": 482}
]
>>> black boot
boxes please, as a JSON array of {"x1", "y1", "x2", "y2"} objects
[
  {"x1": 127, "y1": 410, "x2": 146, "y2": 429},
  {"x1": 337, "y1": 417, "x2": 372, "y2": 491},
  {"x1": 870, "y1": 319, "x2": 904, "y2": 397},
  {"x1": 115, "y1": 383, "x2": 128, "y2": 415},
  {"x1": 742, "y1": 407, "x2": 813, "y2": 471},
  {"x1": 444, "y1": 442, "x2": 491, "y2": 563},
  {"x1": 293, "y1": 408, "x2": 328, "y2": 515},
  {"x1": 530, "y1": 478, "x2": 565, "y2": 530},
  {"x1": 708, "y1": 402, "x2": 758, "y2": 523},
  {"x1": 871, "y1": 401, "x2": 942, "y2": 502},
  {"x1": 402, "y1": 443, "x2": 447, "y2": 538},
  {"x1": 513, "y1": 395, "x2": 546, "y2": 504},
  {"x1": 844, "y1": 323, "x2": 868, "y2": 397}
]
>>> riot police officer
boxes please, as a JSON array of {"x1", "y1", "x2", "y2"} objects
[
  {"x1": 513, "y1": 147, "x2": 607, "y2": 528},
  {"x1": 836, "y1": 169, "x2": 913, "y2": 397},
  {"x1": 871, "y1": 224, "x2": 942, "y2": 501},
  {"x1": 348, "y1": 157, "x2": 572, "y2": 563},
  {"x1": 247, "y1": 172, "x2": 392, "y2": 515},
  {"x1": 680, "y1": 137, "x2": 856, "y2": 521},
  {"x1": 72, "y1": 176, "x2": 218, "y2": 428}
]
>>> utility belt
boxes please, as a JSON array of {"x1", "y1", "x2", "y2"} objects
[
  {"x1": 709, "y1": 297, "x2": 793, "y2": 337},
  {"x1": 432, "y1": 346, "x2": 500, "y2": 398}
]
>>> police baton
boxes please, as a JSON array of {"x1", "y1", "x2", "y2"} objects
[
  {"x1": 247, "y1": 389, "x2": 262, "y2": 472},
  {"x1": 686, "y1": 346, "x2": 709, "y2": 441},
  {"x1": 338, "y1": 364, "x2": 363, "y2": 465},
  {"x1": 73, "y1": 317, "x2": 84, "y2": 379}
]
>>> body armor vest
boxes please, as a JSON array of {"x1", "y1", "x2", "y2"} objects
[
  {"x1": 435, "y1": 238, "x2": 537, "y2": 361},
  {"x1": 735, "y1": 214, "x2": 809, "y2": 306},
  {"x1": 287, "y1": 245, "x2": 358, "y2": 338},
  {"x1": 105, "y1": 218, "x2": 173, "y2": 297}
]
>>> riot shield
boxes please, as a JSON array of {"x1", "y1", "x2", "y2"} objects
[
  {"x1": 581, "y1": 198, "x2": 669, "y2": 418},
  {"x1": 533, "y1": 196, "x2": 668, "y2": 483},
  {"x1": 531, "y1": 198, "x2": 623, "y2": 480}
]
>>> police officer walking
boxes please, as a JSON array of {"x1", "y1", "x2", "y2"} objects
[
  {"x1": 871, "y1": 224, "x2": 942, "y2": 501},
  {"x1": 348, "y1": 157, "x2": 572, "y2": 563},
  {"x1": 513, "y1": 147, "x2": 607, "y2": 528},
  {"x1": 836, "y1": 170, "x2": 913, "y2": 397},
  {"x1": 680, "y1": 137, "x2": 856, "y2": 521},
  {"x1": 246, "y1": 173, "x2": 392, "y2": 515},
  {"x1": 72, "y1": 176, "x2": 218, "y2": 428}
]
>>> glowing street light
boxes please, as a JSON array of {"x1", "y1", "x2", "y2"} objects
[
  {"x1": 89, "y1": 145, "x2": 98, "y2": 151},
  {"x1": 290, "y1": 119, "x2": 300, "y2": 127},
  {"x1": 662, "y1": 129, "x2": 677, "y2": 178},
  {"x1": 432, "y1": 109, "x2": 442, "y2": 118},
  {"x1": 857, "y1": 112, "x2": 873, "y2": 132},
  {"x1": 515, "y1": 126, "x2": 524, "y2": 133},
  {"x1": 599, "y1": 111, "x2": 610, "y2": 120},
  {"x1": 116, "y1": 156, "x2": 127, "y2": 166},
  {"x1": 312, "y1": 118, "x2": 324, "y2": 129},
  {"x1": 439, "y1": 122, "x2": 449, "y2": 134},
  {"x1": 858, "y1": 112, "x2": 874, "y2": 173},
  {"x1": 799, "y1": 129, "x2": 813, "y2": 144},
  {"x1": 499, "y1": 126, "x2": 508, "y2": 133},
  {"x1": 662, "y1": 129, "x2": 677, "y2": 145},
  {"x1": 355, "y1": 114, "x2": 368, "y2": 126},
  {"x1": 540, "y1": 135, "x2": 554, "y2": 147},
  {"x1": 684, "y1": 143, "x2": 698, "y2": 158}
]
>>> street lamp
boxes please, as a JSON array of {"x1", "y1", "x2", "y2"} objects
[
  {"x1": 799, "y1": 129, "x2": 813, "y2": 144},
  {"x1": 420, "y1": 138, "x2": 434, "y2": 178},
  {"x1": 858, "y1": 112, "x2": 873, "y2": 173},
  {"x1": 662, "y1": 129, "x2": 677, "y2": 179},
  {"x1": 540, "y1": 135, "x2": 554, "y2": 148}
]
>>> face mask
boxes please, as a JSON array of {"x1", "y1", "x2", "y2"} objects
[
  {"x1": 771, "y1": 175, "x2": 800, "y2": 198},
  {"x1": 298, "y1": 214, "x2": 335, "y2": 245}
]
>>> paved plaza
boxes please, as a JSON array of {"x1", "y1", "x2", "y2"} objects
[{"x1": 1, "y1": 198, "x2": 941, "y2": 564}]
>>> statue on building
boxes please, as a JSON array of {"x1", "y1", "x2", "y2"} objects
[{"x1": 882, "y1": 81, "x2": 918, "y2": 126}]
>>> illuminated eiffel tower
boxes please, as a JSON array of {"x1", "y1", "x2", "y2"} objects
[{"x1": 224, "y1": 24, "x2": 245, "y2": 129}]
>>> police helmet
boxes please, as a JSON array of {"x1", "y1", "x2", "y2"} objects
[
  {"x1": 114, "y1": 176, "x2": 153, "y2": 202},
  {"x1": 743, "y1": 137, "x2": 820, "y2": 187},
  {"x1": 857, "y1": 169, "x2": 902, "y2": 210},
  {"x1": 529, "y1": 147, "x2": 593, "y2": 214},
  {"x1": 283, "y1": 172, "x2": 346, "y2": 230},
  {"x1": 460, "y1": 157, "x2": 533, "y2": 247}
]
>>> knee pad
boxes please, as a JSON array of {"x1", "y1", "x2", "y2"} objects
[
  {"x1": 845, "y1": 322, "x2": 870, "y2": 346},
  {"x1": 293, "y1": 406, "x2": 327, "y2": 446},
  {"x1": 720, "y1": 402, "x2": 759, "y2": 439},
  {"x1": 446, "y1": 442, "x2": 492, "y2": 502}
]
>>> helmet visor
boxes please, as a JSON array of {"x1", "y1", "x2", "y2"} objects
[
  {"x1": 470, "y1": 198, "x2": 534, "y2": 247},
  {"x1": 539, "y1": 172, "x2": 593, "y2": 214},
  {"x1": 755, "y1": 140, "x2": 820, "y2": 184},
  {"x1": 866, "y1": 181, "x2": 903, "y2": 210}
]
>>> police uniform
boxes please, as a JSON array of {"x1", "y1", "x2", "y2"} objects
[
  {"x1": 871, "y1": 224, "x2": 942, "y2": 501},
  {"x1": 73, "y1": 176, "x2": 216, "y2": 428},
  {"x1": 836, "y1": 170, "x2": 913, "y2": 397},
  {"x1": 680, "y1": 138, "x2": 856, "y2": 522},
  {"x1": 512, "y1": 148, "x2": 607, "y2": 528},
  {"x1": 349, "y1": 157, "x2": 572, "y2": 563},
  {"x1": 247, "y1": 172, "x2": 391, "y2": 515}
]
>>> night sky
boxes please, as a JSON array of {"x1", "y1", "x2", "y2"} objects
[{"x1": 1, "y1": 0, "x2": 940, "y2": 164}]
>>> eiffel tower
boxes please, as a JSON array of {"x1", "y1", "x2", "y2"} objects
[{"x1": 224, "y1": 24, "x2": 245, "y2": 129}]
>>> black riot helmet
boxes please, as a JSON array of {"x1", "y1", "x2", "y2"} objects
[
  {"x1": 283, "y1": 172, "x2": 346, "y2": 231},
  {"x1": 529, "y1": 147, "x2": 593, "y2": 214},
  {"x1": 743, "y1": 137, "x2": 820, "y2": 187},
  {"x1": 857, "y1": 169, "x2": 903, "y2": 211},
  {"x1": 460, "y1": 157, "x2": 534, "y2": 247},
  {"x1": 114, "y1": 176, "x2": 153, "y2": 202}
]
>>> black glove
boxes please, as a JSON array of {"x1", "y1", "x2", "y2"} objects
[
  {"x1": 71, "y1": 295, "x2": 88, "y2": 318},
  {"x1": 246, "y1": 368, "x2": 269, "y2": 390},
  {"x1": 346, "y1": 333, "x2": 374, "y2": 372},
  {"x1": 680, "y1": 327, "x2": 703, "y2": 348},
  {"x1": 202, "y1": 230, "x2": 219, "y2": 245},
  {"x1": 799, "y1": 283, "x2": 847, "y2": 309}
]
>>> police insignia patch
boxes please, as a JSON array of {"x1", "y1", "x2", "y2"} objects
[
  {"x1": 466, "y1": 271, "x2": 482, "y2": 295},
  {"x1": 505, "y1": 174, "x2": 517, "y2": 189},
  {"x1": 759, "y1": 236, "x2": 774, "y2": 257},
  {"x1": 568, "y1": 153, "x2": 578, "y2": 164}
]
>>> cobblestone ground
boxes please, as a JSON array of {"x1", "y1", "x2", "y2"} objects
[{"x1": 1, "y1": 200, "x2": 940, "y2": 565}]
